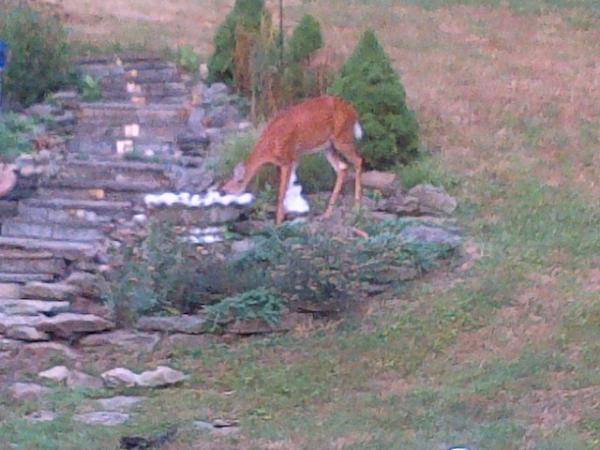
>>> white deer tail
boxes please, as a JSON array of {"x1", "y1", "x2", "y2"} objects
[{"x1": 353, "y1": 122, "x2": 363, "y2": 140}]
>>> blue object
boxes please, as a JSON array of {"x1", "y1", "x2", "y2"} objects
[{"x1": 0, "y1": 40, "x2": 9, "y2": 70}]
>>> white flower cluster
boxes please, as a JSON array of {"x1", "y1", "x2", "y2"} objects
[{"x1": 144, "y1": 190, "x2": 254, "y2": 208}]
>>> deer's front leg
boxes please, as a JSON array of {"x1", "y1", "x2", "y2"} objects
[{"x1": 276, "y1": 164, "x2": 292, "y2": 225}]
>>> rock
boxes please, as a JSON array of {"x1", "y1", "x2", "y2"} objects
[
  {"x1": 204, "y1": 104, "x2": 240, "y2": 128},
  {"x1": 26, "y1": 410, "x2": 57, "y2": 422},
  {"x1": 186, "y1": 107, "x2": 206, "y2": 130},
  {"x1": 407, "y1": 184, "x2": 457, "y2": 215},
  {"x1": 0, "y1": 283, "x2": 20, "y2": 298},
  {"x1": 0, "y1": 338, "x2": 23, "y2": 351},
  {"x1": 400, "y1": 224, "x2": 462, "y2": 247},
  {"x1": 199, "y1": 64, "x2": 209, "y2": 81},
  {"x1": 79, "y1": 330, "x2": 160, "y2": 353},
  {"x1": 203, "y1": 83, "x2": 228, "y2": 104},
  {"x1": 25, "y1": 103, "x2": 56, "y2": 118},
  {"x1": 74, "y1": 412, "x2": 129, "y2": 426},
  {"x1": 137, "y1": 366, "x2": 187, "y2": 387},
  {"x1": 96, "y1": 396, "x2": 145, "y2": 412},
  {"x1": 101, "y1": 366, "x2": 186, "y2": 388},
  {"x1": 231, "y1": 239, "x2": 255, "y2": 253},
  {"x1": 69, "y1": 297, "x2": 111, "y2": 318},
  {"x1": 22, "y1": 281, "x2": 81, "y2": 302},
  {"x1": 65, "y1": 272, "x2": 103, "y2": 298},
  {"x1": 362, "y1": 171, "x2": 397, "y2": 192},
  {"x1": 8, "y1": 382, "x2": 51, "y2": 402},
  {"x1": 176, "y1": 131, "x2": 210, "y2": 155},
  {"x1": 378, "y1": 194, "x2": 421, "y2": 216},
  {"x1": 39, "y1": 365, "x2": 103, "y2": 389},
  {"x1": 0, "y1": 299, "x2": 70, "y2": 317},
  {"x1": 19, "y1": 341, "x2": 80, "y2": 360},
  {"x1": 66, "y1": 370, "x2": 104, "y2": 389},
  {"x1": 38, "y1": 365, "x2": 70, "y2": 382},
  {"x1": 37, "y1": 313, "x2": 114, "y2": 338},
  {"x1": 101, "y1": 368, "x2": 140, "y2": 388},
  {"x1": 136, "y1": 315, "x2": 207, "y2": 334},
  {"x1": 6, "y1": 326, "x2": 49, "y2": 342},
  {"x1": 0, "y1": 314, "x2": 43, "y2": 333}
]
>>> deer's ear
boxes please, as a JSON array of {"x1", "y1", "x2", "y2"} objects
[{"x1": 233, "y1": 162, "x2": 246, "y2": 180}]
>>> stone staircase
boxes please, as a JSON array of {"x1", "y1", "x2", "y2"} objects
[{"x1": 0, "y1": 56, "x2": 205, "y2": 342}]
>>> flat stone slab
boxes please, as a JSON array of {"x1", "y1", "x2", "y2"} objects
[
  {"x1": 79, "y1": 330, "x2": 160, "y2": 353},
  {"x1": 0, "y1": 299, "x2": 70, "y2": 316},
  {"x1": 74, "y1": 411, "x2": 129, "y2": 426},
  {"x1": 5, "y1": 326, "x2": 49, "y2": 341},
  {"x1": 0, "y1": 237, "x2": 96, "y2": 260},
  {"x1": 39, "y1": 365, "x2": 103, "y2": 389},
  {"x1": 0, "y1": 273, "x2": 55, "y2": 283},
  {"x1": 22, "y1": 282, "x2": 81, "y2": 302},
  {"x1": 96, "y1": 396, "x2": 146, "y2": 412},
  {"x1": 0, "y1": 283, "x2": 20, "y2": 298},
  {"x1": 36, "y1": 313, "x2": 114, "y2": 338},
  {"x1": 0, "y1": 314, "x2": 44, "y2": 333},
  {"x1": 101, "y1": 366, "x2": 187, "y2": 388},
  {"x1": 8, "y1": 382, "x2": 52, "y2": 402},
  {"x1": 136, "y1": 315, "x2": 207, "y2": 334}
]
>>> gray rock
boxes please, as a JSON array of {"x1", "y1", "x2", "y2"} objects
[
  {"x1": 400, "y1": 224, "x2": 462, "y2": 247},
  {"x1": 231, "y1": 239, "x2": 255, "y2": 253},
  {"x1": 0, "y1": 283, "x2": 20, "y2": 298},
  {"x1": 186, "y1": 107, "x2": 206, "y2": 130},
  {"x1": 39, "y1": 365, "x2": 103, "y2": 389},
  {"x1": 65, "y1": 272, "x2": 103, "y2": 299},
  {"x1": 0, "y1": 299, "x2": 70, "y2": 317},
  {"x1": 407, "y1": 184, "x2": 457, "y2": 215},
  {"x1": 137, "y1": 314, "x2": 207, "y2": 334},
  {"x1": 96, "y1": 396, "x2": 145, "y2": 412},
  {"x1": 205, "y1": 104, "x2": 240, "y2": 128},
  {"x1": 0, "y1": 338, "x2": 23, "y2": 351},
  {"x1": 26, "y1": 410, "x2": 57, "y2": 422},
  {"x1": 101, "y1": 368, "x2": 140, "y2": 388},
  {"x1": 137, "y1": 366, "x2": 187, "y2": 387},
  {"x1": 79, "y1": 330, "x2": 160, "y2": 353},
  {"x1": 362, "y1": 171, "x2": 396, "y2": 192},
  {"x1": 22, "y1": 281, "x2": 81, "y2": 302},
  {"x1": 203, "y1": 83, "x2": 229, "y2": 104},
  {"x1": 74, "y1": 411, "x2": 129, "y2": 426},
  {"x1": 37, "y1": 313, "x2": 114, "y2": 338},
  {"x1": 6, "y1": 326, "x2": 50, "y2": 342},
  {"x1": 8, "y1": 382, "x2": 51, "y2": 402},
  {"x1": 25, "y1": 103, "x2": 56, "y2": 118},
  {"x1": 19, "y1": 341, "x2": 80, "y2": 360}
]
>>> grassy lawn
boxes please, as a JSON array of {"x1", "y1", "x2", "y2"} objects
[{"x1": 1, "y1": 0, "x2": 599, "y2": 448}]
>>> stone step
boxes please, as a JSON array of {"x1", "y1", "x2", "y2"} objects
[
  {"x1": 0, "y1": 299, "x2": 70, "y2": 316},
  {"x1": 21, "y1": 198, "x2": 133, "y2": 213},
  {"x1": 75, "y1": 123, "x2": 184, "y2": 142},
  {"x1": 0, "y1": 312, "x2": 114, "y2": 338},
  {"x1": 0, "y1": 273, "x2": 55, "y2": 283},
  {"x1": 18, "y1": 204, "x2": 118, "y2": 225},
  {"x1": 2, "y1": 219, "x2": 106, "y2": 242},
  {"x1": 0, "y1": 248, "x2": 65, "y2": 273},
  {"x1": 42, "y1": 176, "x2": 166, "y2": 193},
  {"x1": 0, "y1": 236, "x2": 96, "y2": 260},
  {"x1": 78, "y1": 103, "x2": 183, "y2": 126},
  {"x1": 36, "y1": 187, "x2": 145, "y2": 204},
  {"x1": 22, "y1": 281, "x2": 81, "y2": 302},
  {"x1": 0, "y1": 200, "x2": 19, "y2": 220},
  {"x1": 125, "y1": 67, "x2": 181, "y2": 83},
  {"x1": 0, "y1": 283, "x2": 20, "y2": 298}
]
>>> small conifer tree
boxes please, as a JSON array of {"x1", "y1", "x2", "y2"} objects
[
  {"x1": 207, "y1": 0, "x2": 267, "y2": 85},
  {"x1": 329, "y1": 30, "x2": 420, "y2": 169},
  {"x1": 287, "y1": 14, "x2": 323, "y2": 64}
]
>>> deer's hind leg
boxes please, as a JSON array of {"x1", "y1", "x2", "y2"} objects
[
  {"x1": 323, "y1": 148, "x2": 349, "y2": 218},
  {"x1": 331, "y1": 139, "x2": 363, "y2": 205}
]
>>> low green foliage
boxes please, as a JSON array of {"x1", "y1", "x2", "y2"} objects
[
  {"x1": 205, "y1": 287, "x2": 285, "y2": 331},
  {"x1": 397, "y1": 155, "x2": 459, "y2": 190},
  {"x1": 103, "y1": 221, "x2": 205, "y2": 323},
  {"x1": 329, "y1": 29, "x2": 420, "y2": 170},
  {"x1": 0, "y1": 4, "x2": 72, "y2": 106},
  {"x1": 175, "y1": 45, "x2": 200, "y2": 74},
  {"x1": 0, "y1": 113, "x2": 34, "y2": 162},
  {"x1": 78, "y1": 75, "x2": 102, "y2": 102}
]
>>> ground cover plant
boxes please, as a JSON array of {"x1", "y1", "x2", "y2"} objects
[{"x1": 1, "y1": 0, "x2": 599, "y2": 448}]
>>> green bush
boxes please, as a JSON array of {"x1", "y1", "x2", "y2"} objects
[
  {"x1": 329, "y1": 29, "x2": 420, "y2": 170},
  {"x1": 79, "y1": 75, "x2": 102, "y2": 102},
  {"x1": 175, "y1": 45, "x2": 200, "y2": 74},
  {"x1": 205, "y1": 288, "x2": 285, "y2": 332},
  {"x1": 103, "y1": 221, "x2": 205, "y2": 324},
  {"x1": 0, "y1": 113, "x2": 34, "y2": 162},
  {"x1": 207, "y1": 0, "x2": 268, "y2": 85},
  {"x1": 0, "y1": 4, "x2": 71, "y2": 106},
  {"x1": 287, "y1": 14, "x2": 323, "y2": 63}
]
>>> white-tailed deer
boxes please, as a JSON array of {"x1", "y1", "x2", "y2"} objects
[
  {"x1": 222, "y1": 95, "x2": 363, "y2": 224},
  {"x1": 0, "y1": 163, "x2": 17, "y2": 198}
]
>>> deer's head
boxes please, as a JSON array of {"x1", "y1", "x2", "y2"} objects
[{"x1": 221, "y1": 162, "x2": 247, "y2": 195}]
